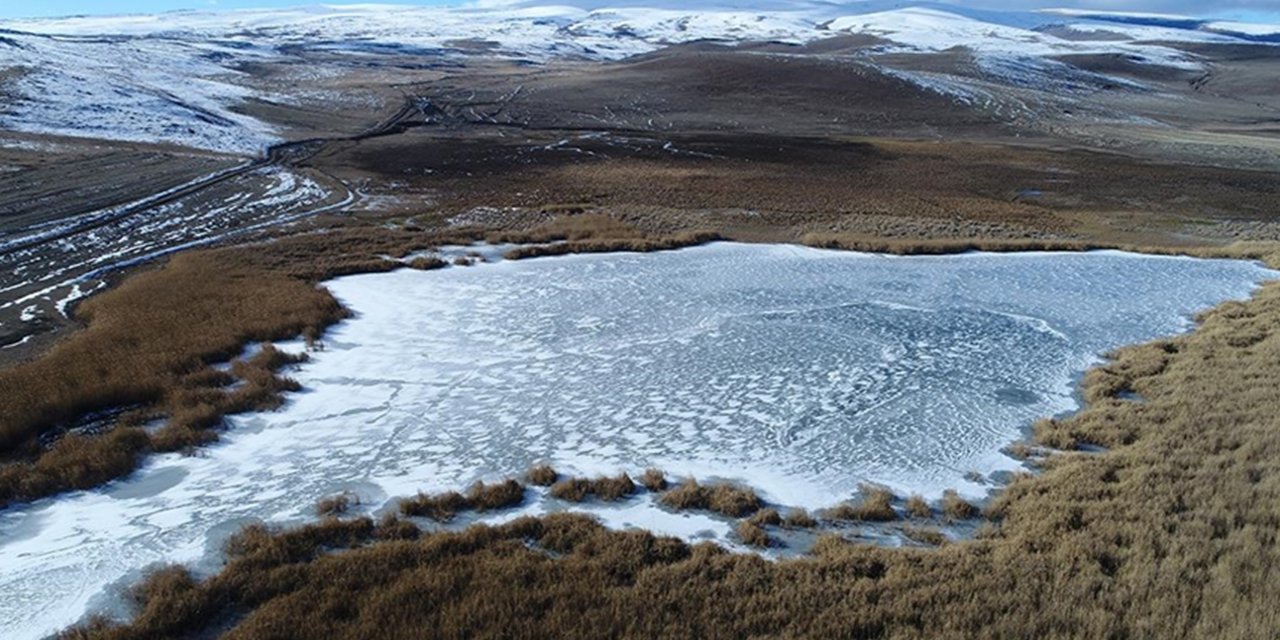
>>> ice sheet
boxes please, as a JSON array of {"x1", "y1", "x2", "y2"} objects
[{"x1": 0, "y1": 243, "x2": 1275, "y2": 639}]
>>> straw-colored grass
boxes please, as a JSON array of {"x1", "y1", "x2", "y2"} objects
[{"x1": 658, "y1": 478, "x2": 763, "y2": 517}]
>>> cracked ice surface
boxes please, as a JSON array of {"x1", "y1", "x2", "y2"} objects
[{"x1": 2, "y1": 243, "x2": 1276, "y2": 639}]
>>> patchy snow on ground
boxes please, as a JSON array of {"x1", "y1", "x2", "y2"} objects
[
  {"x1": 0, "y1": 34, "x2": 281, "y2": 155},
  {"x1": 1, "y1": 243, "x2": 1276, "y2": 640},
  {"x1": 0, "y1": 3, "x2": 1272, "y2": 153}
]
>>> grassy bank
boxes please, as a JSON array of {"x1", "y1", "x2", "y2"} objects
[{"x1": 58, "y1": 241, "x2": 1280, "y2": 636}]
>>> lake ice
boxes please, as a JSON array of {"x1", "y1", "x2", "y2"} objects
[{"x1": 2, "y1": 243, "x2": 1276, "y2": 639}]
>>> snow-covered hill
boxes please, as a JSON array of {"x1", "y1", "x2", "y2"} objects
[{"x1": 0, "y1": 2, "x2": 1274, "y2": 155}]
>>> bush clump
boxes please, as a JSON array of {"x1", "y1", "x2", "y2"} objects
[
  {"x1": 550, "y1": 473, "x2": 636, "y2": 502},
  {"x1": 748, "y1": 508, "x2": 782, "y2": 527},
  {"x1": 526, "y1": 464, "x2": 559, "y2": 487},
  {"x1": 640, "y1": 468, "x2": 668, "y2": 492},
  {"x1": 659, "y1": 479, "x2": 762, "y2": 518},
  {"x1": 902, "y1": 526, "x2": 947, "y2": 546},
  {"x1": 737, "y1": 520, "x2": 771, "y2": 548},
  {"x1": 905, "y1": 494, "x2": 932, "y2": 519},
  {"x1": 315, "y1": 493, "x2": 355, "y2": 517},
  {"x1": 825, "y1": 485, "x2": 897, "y2": 522},
  {"x1": 942, "y1": 490, "x2": 979, "y2": 522},
  {"x1": 466, "y1": 479, "x2": 526, "y2": 511},
  {"x1": 407, "y1": 256, "x2": 447, "y2": 270},
  {"x1": 784, "y1": 508, "x2": 817, "y2": 528}
]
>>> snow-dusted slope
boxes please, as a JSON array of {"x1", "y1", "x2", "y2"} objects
[
  {"x1": 0, "y1": 33, "x2": 280, "y2": 155},
  {"x1": 0, "y1": 2, "x2": 1274, "y2": 154}
]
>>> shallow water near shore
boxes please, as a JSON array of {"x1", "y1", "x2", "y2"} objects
[{"x1": 1, "y1": 242, "x2": 1276, "y2": 639}]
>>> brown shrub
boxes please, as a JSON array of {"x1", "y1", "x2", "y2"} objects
[
  {"x1": 736, "y1": 520, "x2": 771, "y2": 548},
  {"x1": 407, "y1": 256, "x2": 447, "y2": 270},
  {"x1": 399, "y1": 490, "x2": 467, "y2": 521},
  {"x1": 549, "y1": 477, "x2": 592, "y2": 502},
  {"x1": 315, "y1": 493, "x2": 353, "y2": 517},
  {"x1": 465, "y1": 479, "x2": 525, "y2": 511},
  {"x1": 902, "y1": 526, "x2": 947, "y2": 546},
  {"x1": 550, "y1": 473, "x2": 636, "y2": 502},
  {"x1": 593, "y1": 473, "x2": 637, "y2": 501},
  {"x1": 747, "y1": 508, "x2": 782, "y2": 527},
  {"x1": 659, "y1": 478, "x2": 763, "y2": 517},
  {"x1": 1033, "y1": 417, "x2": 1079, "y2": 450},
  {"x1": 526, "y1": 464, "x2": 559, "y2": 487},
  {"x1": 373, "y1": 513, "x2": 420, "y2": 541},
  {"x1": 905, "y1": 494, "x2": 932, "y2": 519},
  {"x1": 783, "y1": 508, "x2": 817, "y2": 528},
  {"x1": 639, "y1": 467, "x2": 668, "y2": 492},
  {"x1": 941, "y1": 490, "x2": 979, "y2": 522},
  {"x1": 826, "y1": 485, "x2": 897, "y2": 522}
]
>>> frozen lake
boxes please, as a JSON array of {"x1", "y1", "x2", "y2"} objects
[{"x1": 2, "y1": 243, "x2": 1276, "y2": 638}]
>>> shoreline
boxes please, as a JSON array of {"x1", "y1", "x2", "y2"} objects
[{"x1": 6, "y1": 240, "x2": 1278, "y2": 639}]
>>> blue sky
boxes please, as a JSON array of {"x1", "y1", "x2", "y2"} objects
[{"x1": 0, "y1": 0, "x2": 1276, "y2": 21}]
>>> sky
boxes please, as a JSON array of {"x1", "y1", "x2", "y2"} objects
[{"x1": 0, "y1": 0, "x2": 1276, "y2": 21}]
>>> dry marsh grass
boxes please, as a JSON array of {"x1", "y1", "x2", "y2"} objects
[
  {"x1": 901, "y1": 526, "x2": 947, "y2": 546},
  {"x1": 399, "y1": 479, "x2": 525, "y2": 520},
  {"x1": 315, "y1": 493, "x2": 355, "y2": 517},
  {"x1": 525, "y1": 464, "x2": 559, "y2": 487},
  {"x1": 639, "y1": 468, "x2": 668, "y2": 492},
  {"x1": 940, "y1": 490, "x2": 979, "y2": 522},
  {"x1": 0, "y1": 250, "x2": 329, "y2": 508},
  {"x1": 905, "y1": 494, "x2": 932, "y2": 519},
  {"x1": 747, "y1": 507, "x2": 782, "y2": 527},
  {"x1": 783, "y1": 508, "x2": 817, "y2": 529},
  {"x1": 736, "y1": 520, "x2": 771, "y2": 548},
  {"x1": 824, "y1": 485, "x2": 898, "y2": 522},
  {"x1": 549, "y1": 473, "x2": 637, "y2": 502},
  {"x1": 658, "y1": 478, "x2": 763, "y2": 518}
]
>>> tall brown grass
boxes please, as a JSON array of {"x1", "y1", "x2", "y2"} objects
[
  {"x1": 639, "y1": 468, "x2": 668, "y2": 492},
  {"x1": 658, "y1": 478, "x2": 763, "y2": 517},
  {"x1": 824, "y1": 485, "x2": 898, "y2": 522},
  {"x1": 399, "y1": 479, "x2": 525, "y2": 520},
  {"x1": 526, "y1": 464, "x2": 559, "y2": 487},
  {"x1": 549, "y1": 473, "x2": 637, "y2": 502},
  {"x1": 940, "y1": 490, "x2": 978, "y2": 522}
]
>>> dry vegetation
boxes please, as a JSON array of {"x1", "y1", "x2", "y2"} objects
[
  {"x1": 548, "y1": 473, "x2": 637, "y2": 502},
  {"x1": 639, "y1": 468, "x2": 668, "y2": 492},
  {"x1": 901, "y1": 526, "x2": 947, "y2": 546},
  {"x1": 658, "y1": 478, "x2": 763, "y2": 518},
  {"x1": 399, "y1": 479, "x2": 525, "y2": 521},
  {"x1": 525, "y1": 464, "x2": 559, "y2": 487},
  {"x1": 824, "y1": 485, "x2": 898, "y2": 522},
  {"x1": 736, "y1": 520, "x2": 771, "y2": 548},
  {"x1": 315, "y1": 493, "x2": 355, "y2": 517},
  {"x1": 905, "y1": 494, "x2": 932, "y2": 519},
  {"x1": 783, "y1": 508, "x2": 817, "y2": 529},
  {"x1": 940, "y1": 490, "x2": 979, "y2": 522}
]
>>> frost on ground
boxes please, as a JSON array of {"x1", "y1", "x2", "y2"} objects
[
  {"x1": 0, "y1": 3, "x2": 1265, "y2": 154},
  {"x1": 0, "y1": 167, "x2": 342, "y2": 320},
  {"x1": 0, "y1": 243, "x2": 1276, "y2": 639}
]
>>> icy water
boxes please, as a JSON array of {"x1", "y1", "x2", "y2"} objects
[{"x1": 2, "y1": 243, "x2": 1276, "y2": 638}]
